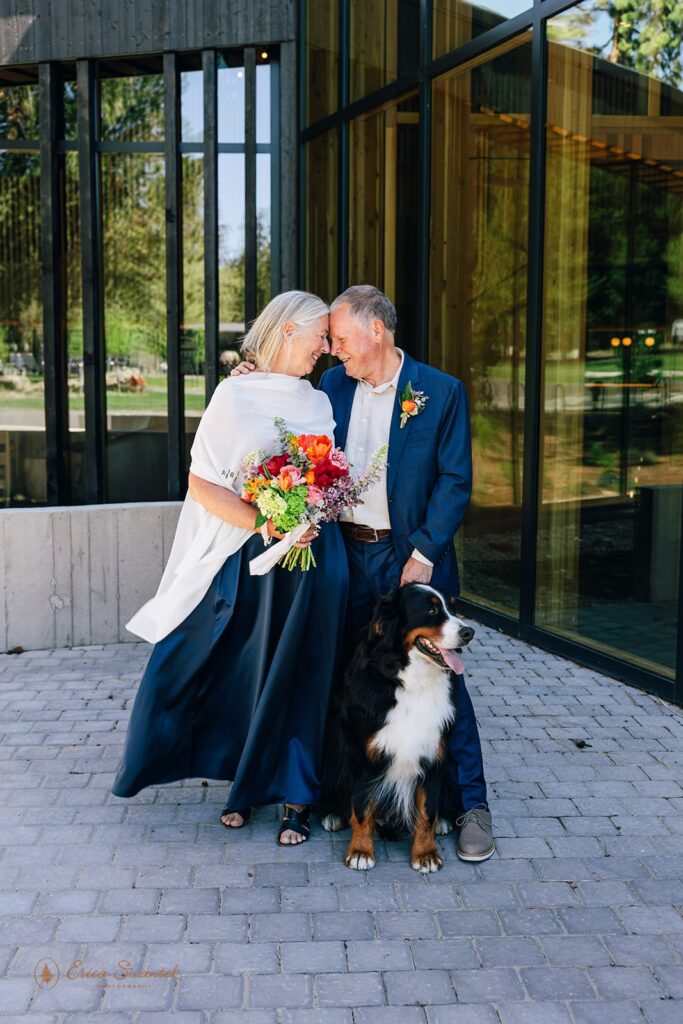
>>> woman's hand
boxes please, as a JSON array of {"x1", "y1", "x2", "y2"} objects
[
  {"x1": 293, "y1": 524, "x2": 319, "y2": 549},
  {"x1": 259, "y1": 519, "x2": 318, "y2": 547},
  {"x1": 266, "y1": 520, "x2": 285, "y2": 541}
]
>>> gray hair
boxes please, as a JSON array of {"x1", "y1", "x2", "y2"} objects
[
  {"x1": 330, "y1": 285, "x2": 397, "y2": 333},
  {"x1": 240, "y1": 290, "x2": 329, "y2": 371}
]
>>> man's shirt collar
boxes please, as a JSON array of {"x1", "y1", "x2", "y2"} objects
[{"x1": 359, "y1": 348, "x2": 404, "y2": 394}]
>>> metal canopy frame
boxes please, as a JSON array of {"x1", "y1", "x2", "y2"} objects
[{"x1": 297, "y1": 0, "x2": 682, "y2": 706}]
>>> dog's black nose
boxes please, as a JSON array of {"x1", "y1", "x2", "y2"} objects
[{"x1": 459, "y1": 627, "x2": 475, "y2": 644}]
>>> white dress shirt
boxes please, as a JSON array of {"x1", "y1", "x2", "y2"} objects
[{"x1": 340, "y1": 349, "x2": 433, "y2": 567}]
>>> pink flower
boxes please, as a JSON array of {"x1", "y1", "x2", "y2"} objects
[
  {"x1": 307, "y1": 485, "x2": 324, "y2": 505},
  {"x1": 329, "y1": 447, "x2": 349, "y2": 471},
  {"x1": 277, "y1": 466, "x2": 304, "y2": 491}
]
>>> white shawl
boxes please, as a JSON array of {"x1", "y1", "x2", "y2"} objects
[{"x1": 125, "y1": 373, "x2": 336, "y2": 644}]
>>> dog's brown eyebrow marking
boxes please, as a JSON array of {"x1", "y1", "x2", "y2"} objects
[
  {"x1": 430, "y1": 596, "x2": 440, "y2": 605},
  {"x1": 405, "y1": 626, "x2": 443, "y2": 648}
]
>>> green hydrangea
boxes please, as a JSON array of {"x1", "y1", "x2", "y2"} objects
[
  {"x1": 255, "y1": 483, "x2": 310, "y2": 533},
  {"x1": 272, "y1": 485, "x2": 309, "y2": 531},
  {"x1": 255, "y1": 488, "x2": 288, "y2": 521}
]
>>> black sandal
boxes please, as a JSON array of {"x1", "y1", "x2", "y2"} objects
[
  {"x1": 277, "y1": 804, "x2": 310, "y2": 845},
  {"x1": 219, "y1": 806, "x2": 251, "y2": 829}
]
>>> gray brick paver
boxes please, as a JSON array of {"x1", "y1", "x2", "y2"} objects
[{"x1": 0, "y1": 629, "x2": 680, "y2": 1021}]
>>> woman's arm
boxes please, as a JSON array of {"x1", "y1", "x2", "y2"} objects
[
  {"x1": 188, "y1": 472, "x2": 272, "y2": 532},
  {"x1": 188, "y1": 472, "x2": 316, "y2": 546}
]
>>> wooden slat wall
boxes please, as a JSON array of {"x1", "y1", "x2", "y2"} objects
[{"x1": 0, "y1": 0, "x2": 296, "y2": 65}]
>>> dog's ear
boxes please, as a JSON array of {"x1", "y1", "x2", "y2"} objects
[{"x1": 369, "y1": 588, "x2": 402, "y2": 642}]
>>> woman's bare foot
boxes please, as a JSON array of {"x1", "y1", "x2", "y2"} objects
[
  {"x1": 280, "y1": 803, "x2": 307, "y2": 844},
  {"x1": 221, "y1": 811, "x2": 245, "y2": 827}
]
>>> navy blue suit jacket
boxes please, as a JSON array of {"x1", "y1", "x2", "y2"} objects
[{"x1": 318, "y1": 351, "x2": 472, "y2": 596}]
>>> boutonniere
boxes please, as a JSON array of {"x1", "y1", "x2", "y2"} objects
[{"x1": 399, "y1": 381, "x2": 428, "y2": 428}]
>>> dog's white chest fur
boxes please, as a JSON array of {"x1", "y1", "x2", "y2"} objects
[{"x1": 370, "y1": 655, "x2": 456, "y2": 824}]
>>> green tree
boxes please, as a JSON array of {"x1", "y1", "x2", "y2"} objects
[{"x1": 549, "y1": 1, "x2": 683, "y2": 88}]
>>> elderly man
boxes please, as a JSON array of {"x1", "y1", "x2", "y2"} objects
[
  {"x1": 321, "y1": 285, "x2": 492, "y2": 862},
  {"x1": 235, "y1": 285, "x2": 493, "y2": 861}
]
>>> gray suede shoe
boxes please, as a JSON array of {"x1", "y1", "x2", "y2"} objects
[{"x1": 456, "y1": 806, "x2": 494, "y2": 862}]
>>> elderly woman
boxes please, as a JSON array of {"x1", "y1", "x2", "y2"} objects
[{"x1": 112, "y1": 291, "x2": 348, "y2": 846}]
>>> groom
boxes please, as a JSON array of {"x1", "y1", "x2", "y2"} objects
[{"x1": 320, "y1": 285, "x2": 493, "y2": 862}]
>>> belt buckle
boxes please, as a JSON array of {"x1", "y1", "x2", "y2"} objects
[{"x1": 367, "y1": 526, "x2": 379, "y2": 542}]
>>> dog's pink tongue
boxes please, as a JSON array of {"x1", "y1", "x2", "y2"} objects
[{"x1": 438, "y1": 647, "x2": 464, "y2": 675}]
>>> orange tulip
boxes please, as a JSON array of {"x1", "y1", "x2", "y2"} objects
[{"x1": 306, "y1": 436, "x2": 333, "y2": 463}]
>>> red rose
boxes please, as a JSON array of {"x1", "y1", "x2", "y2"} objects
[
  {"x1": 313, "y1": 458, "x2": 346, "y2": 488},
  {"x1": 262, "y1": 454, "x2": 289, "y2": 476}
]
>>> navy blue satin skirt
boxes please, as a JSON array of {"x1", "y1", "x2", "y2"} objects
[{"x1": 112, "y1": 524, "x2": 348, "y2": 809}]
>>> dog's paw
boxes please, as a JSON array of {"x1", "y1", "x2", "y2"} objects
[
  {"x1": 435, "y1": 816, "x2": 454, "y2": 836},
  {"x1": 345, "y1": 849, "x2": 376, "y2": 870},
  {"x1": 320, "y1": 813, "x2": 346, "y2": 832},
  {"x1": 411, "y1": 850, "x2": 443, "y2": 873}
]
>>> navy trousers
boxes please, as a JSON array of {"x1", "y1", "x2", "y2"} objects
[{"x1": 343, "y1": 534, "x2": 488, "y2": 813}]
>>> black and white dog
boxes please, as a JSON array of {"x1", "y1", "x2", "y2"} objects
[{"x1": 319, "y1": 583, "x2": 475, "y2": 873}]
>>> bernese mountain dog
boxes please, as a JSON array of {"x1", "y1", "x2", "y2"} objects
[{"x1": 319, "y1": 583, "x2": 475, "y2": 873}]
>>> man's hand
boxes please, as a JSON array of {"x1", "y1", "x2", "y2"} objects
[
  {"x1": 230, "y1": 360, "x2": 256, "y2": 376},
  {"x1": 400, "y1": 556, "x2": 433, "y2": 586}
]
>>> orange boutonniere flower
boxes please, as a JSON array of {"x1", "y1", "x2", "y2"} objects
[{"x1": 399, "y1": 381, "x2": 428, "y2": 428}]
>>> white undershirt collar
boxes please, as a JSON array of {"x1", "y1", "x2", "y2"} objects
[{"x1": 359, "y1": 348, "x2": 404, "y2": 394}]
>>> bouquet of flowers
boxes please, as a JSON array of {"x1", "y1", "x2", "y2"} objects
[{"x1": 241, "y1": 418, "x2": 387, "y2": 573}]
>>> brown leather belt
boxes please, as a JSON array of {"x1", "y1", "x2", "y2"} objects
[{"x1": 340, "y1": 522, "x2": 392, "y2": 543}]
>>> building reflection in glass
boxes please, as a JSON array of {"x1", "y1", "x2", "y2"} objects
[
  {"x1": 430, "y1": 35, "x2": 532, "y2": 618},
  {"x1": 536, "y1": 1, "x2": 682, "y2": 677}
]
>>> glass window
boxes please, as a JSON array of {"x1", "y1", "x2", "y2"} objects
[
  {"x1": 306, "y1": 0, "x2": 339, "y2": 125},
  {"x1": 429, "y1": 35, "x2": 532, "y2": 618},
  {"x1": 433, "y1": 1, "x2": 532, "y2": 59},
  {"x1": 65, "y1": 151, "x2": 85, "y2": 503},
  {"x1": 181, "y1": 153, "x2": 205, "y2": 465},
  {"x1": 100, "y1": 153, "x2": 167, "y2": 502},
  {"x1": 218, "y1": 55, "x2": 245, "y2": 144},
  {"x1": 350, "y1": 0, "x2": 420, "y2": 102},
  {"x1": 305, "y1": 130, "x2": 338, "y2": 306},
  {"x1": 256, "y1": 59, "x2": 271, "y2": 144},
  {"x1": 181, "y1": 69, "x2": 203, "y2": 143},
  {"x1": 256, "y1": 152, "x2": 271, "y2": 311},
  {"x1": 100, "y1": 74, "x2": 164, "y2": 142},
  {"x1": 0, "y1": 82, "x2": 39, "y2": 140},
  {"x1": 63, "y1": 78, "x2": 78, "y2": 141},
  {"x1": 349, "y1": 93, "x2": 420, "y2": 348},
  {"x1": 0, "y1": 143, "x2": 44, "y2": 507},
  {"x1": 218, "y1": 153, "x2": 246, "y2": 370},
  {"x1": 537, "y1": 3, "x2": 683, "y2": 679}
]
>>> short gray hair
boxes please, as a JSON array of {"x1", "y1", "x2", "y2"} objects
[{"x1": 330, "y1": 285, "x2": 397, "y2": 333}]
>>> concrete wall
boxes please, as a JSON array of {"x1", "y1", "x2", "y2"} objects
[{"x1": 0, "y1": 502, "x2": 182, "y2": 651}]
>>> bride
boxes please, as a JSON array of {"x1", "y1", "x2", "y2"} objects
[{"x1": 112, "y1": 291, "x2": 349, "y2": 846}]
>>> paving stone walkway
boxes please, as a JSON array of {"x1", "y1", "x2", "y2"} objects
[{"x1": 0, "y1": 625, "x2": 682, "y2": 1023}]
